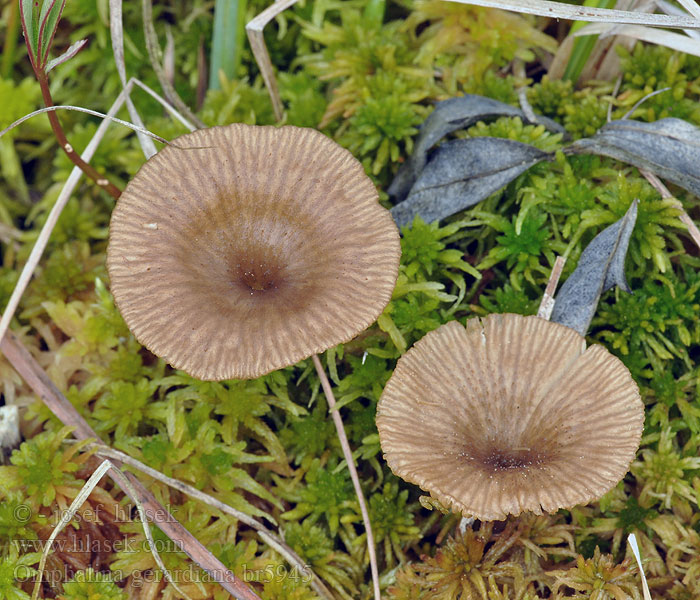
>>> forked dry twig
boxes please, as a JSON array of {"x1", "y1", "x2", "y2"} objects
[
  {"x1": 77, "y1": 443, "x2": 334, "y2": 600},
  {"x1": 31, "y1": 460, "x2": 192, "y2": 600},
  {"x1": 0, "y1": 330, "x2": 261, "y2": 600},
  {"x1": 246, "y1": 0, "x2": 300, "y2": 121}
]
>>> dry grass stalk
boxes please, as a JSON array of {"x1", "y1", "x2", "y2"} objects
[
  {"x1": 83, "y1": 443, "x2": 334, "y2": 600},
  {"x1": 628, "y1": 533, "x2": 653, "y2": 600},
  {"x1": 246, "y1": 0, "x2": 300, "y2": 121},
  {"x1": 31, "y1": 459, "x2": 192, "y2": 600},
  {"x1": 109, "y1": 0, "x2": 157, "y2": 157},
  {"x1": 538, "y1": 255, "x2": 566, "y2": 320},
  {"x1": 312, "y1": 355, "x2": 381, "y2": 600},
  {"x1": 141, "y1": 0, "x2": 205, "y2": 128},
  {"x1": 444, "y1": 0, "x2": 700, "y2": 28},
  {"x1": 0, "y1": 331, "x2": 262, "y2": 600}
]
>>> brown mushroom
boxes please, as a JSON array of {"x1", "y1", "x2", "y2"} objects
[
  {"x1": 107, "y1": 124, "x2": 401, "y2": 380},
  {"x1": 376, "y1": 313, "x2": 644, "y2": 522}
]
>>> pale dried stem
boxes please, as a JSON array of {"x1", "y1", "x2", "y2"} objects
[
  {"x1": 657, "y1": 0, "x2": 700, "y2": 39},
  {"x1": 142, "y1": 0, "x2": 205, "y2": 129},
  {"x1": 246, "y1": 0, "x2": 300, "y2": 121},
  {"x1": 0, "y1": 82, "x2": 133, "y2": 348},
  {"x1": 108, "y1": 463, "x2": 193, "y2": 600},
  {"x1": 312, "y1": 354, "x2": 381, "y2": 600},
  {"x1": 32, "y1": 460, "x2": 192, "y2": 600},
  {"x1": 538, "y1": 255, "x2": 566, "y2": 320},
  {"x1": 576, "y1": 22, "x2": 700, "y2": 57},
  {"x1": 110, "y1": 0, "x2": 157, "y2": 157},
  {"x1": 0, "y1": 331, "x2": 261, "y2": 600},
  {"x1": 628, "y1": 533, "x2": 652, "y2": 600},
  {"x1": 132, "y1": 77, "x2": 197, "y2": 131},
  {"x1": 0, "y1": 105, "x2": 170, "y2": 143},
  {"x1": 513, "y1": 59, "x2": 537, "y2": 123},
  {"x1": 81, "y1": 443, "x2": 334, "y2": 600},
  {"x1": 608, "y1": 76, "x2": 623, "y2": 123},
  {"x1": 443, "y1": 0, "x2": 700, "y2": 28},
  {"x1": 674, "y1": 0, "x2": 700, "y2": 20},
  {"x1": 640, "y1": 169, "x2": 700, "y2": 251}
]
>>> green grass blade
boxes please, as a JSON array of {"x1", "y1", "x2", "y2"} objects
[
  {"x1": 38, "y1": 0, "x2": 67, "y2": 65},
  {"x1": 362, "y1": 0, "x2": 386, "y2": 26},
  {"x1": 563, "y1": 0, "x2": 617, "y2": 82},
  {"x1": 209, "y1": 0, "x2": 247, "y2": 90},
  {"x1": 19, "y1": 0, "x2": 39, "y2": 66},
  {"x1": 1, "y1": 0, "x2": 20, "y2": 77}
]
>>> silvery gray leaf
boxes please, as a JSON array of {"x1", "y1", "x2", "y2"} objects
[
  {"x1": 551, "y1": 200, "x2": 638, "y2": 336},
  {"x1": 388, "y1": 95, "x2": 565, "y2": 202},
  {"x1": 568, "y1": 118, "x2": 700, "y2": 197},
  {"x1": 390, "y1": 137, "x2": 552, "y2": 227}
]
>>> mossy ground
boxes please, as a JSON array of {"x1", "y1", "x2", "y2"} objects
[{"x1": 1, "y1": 1, "x2": 700, "y2": 599}]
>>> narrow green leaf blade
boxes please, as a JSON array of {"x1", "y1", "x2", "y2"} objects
[
  {"x1": 38, "y1": 0, "x2": 66, "y2": 66},
  {"x1": 209, "y1": 0, "x2": 246, "y2": 90},
  {"x1": 563, "y1": 0, "x2": 617, "y2": 82},
  {"x1": 45, "y1": 38, "x2": 87, "y2": 73},
  {"x1": 19, "y1": 0, "x2": 39, "y2": 66}
]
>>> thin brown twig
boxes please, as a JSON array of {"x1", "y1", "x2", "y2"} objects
[
  {"x1": 0, "y1": 331, "x2": 261, "y2": 600},
  {"x1": 79, "y1": 443, "x2": 334, "y2": 600},
  {"x1": 0, "y1": 82, "x2": 138, "y2": 349},
  {"x1": 35, "y1": 70, "x2": 122, "y2": 199},
  {"x1": 312, "y1": 354, "x2": 381, "y2": 600}
]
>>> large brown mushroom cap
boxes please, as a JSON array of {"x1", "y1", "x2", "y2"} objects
[
  {"x1": 107, "y1": 124, "x2": 400, "y2": 380},
  {"x1": 376, "y1": 313, "x2": 644, "y2": 521}
]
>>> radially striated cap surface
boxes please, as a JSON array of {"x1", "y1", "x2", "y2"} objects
[
  {"x1": 376, "y1": 313, "x2": 644, "y2": 521},
  {"x1": 107, "y1": 124, "x2": 401, "y2": 380}
]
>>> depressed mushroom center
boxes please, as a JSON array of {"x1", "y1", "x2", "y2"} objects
[
  {"x1": 106, "y1": 124, "x2": 401, "y2": 380},
  {"x1": 171, "y1": 203, "x2": 329, "y2": 312},
  {"x1": 448, "y1": 407, "x2": 565, "y2": 474}
]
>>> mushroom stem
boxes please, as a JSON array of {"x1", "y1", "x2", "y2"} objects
[{"x1": 312, "y1": 354, "x2": 381, "y2": 600}]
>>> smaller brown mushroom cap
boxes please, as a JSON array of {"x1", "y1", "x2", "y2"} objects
[
  {"x1": 107, "y1": 124, "x2": 400, "y2": 380},
  {"x1": 376, "y1": 313, "x2": 644, "y2": 521}
]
